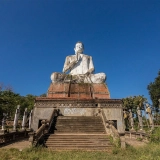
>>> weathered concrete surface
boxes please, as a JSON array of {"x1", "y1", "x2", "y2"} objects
[
  {"x1": 31, "y1": 107, "x2": 54, "y2": 130},
  {"x1": 103, "y1": 108, "x2": 124, "y2": 133},
  {"x1": 0, "y1": 138, "x2": 30, "y2": 150},
  {"x1": 31, "y1": 98, "x2": 124, "y2": 133}
]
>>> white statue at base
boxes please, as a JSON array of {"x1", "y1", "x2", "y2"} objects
[
  {"x1": 137, "y1": 106, "x2": 143, "y2": 130},
  {"x1": 51, "y1": 42, "x2": 106, "y2": 83},
  {"x1": 146, "y1": 103, "x2": 154, "y2": 130}
]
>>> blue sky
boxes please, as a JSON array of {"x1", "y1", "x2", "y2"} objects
[{"x1": 0, "y1": 0, "x2": 160, "y2": 102}]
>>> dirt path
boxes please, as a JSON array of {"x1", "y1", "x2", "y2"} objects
[
  {"x1": 0, "y1": 138, "x2": 31, "y2": 150},
  {"x1": 125, "y1": 137, "x2": 148, "y2": 147}
]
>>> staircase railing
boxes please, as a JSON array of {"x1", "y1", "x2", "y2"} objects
[
  {"x1": 47, "y1": 109, "x2": 58, "y2": 133},
  {"x1": 101, "y1": 109, "x2": 125, "y2": 148},
  {"x1": 29, "y1": 109, "x2": 57, "y2": 146}
]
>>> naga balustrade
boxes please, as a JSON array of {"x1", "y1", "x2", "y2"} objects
[
  {"x1": 101, "y1": 109, "x2": 126, "y2": 148},
  {"x1": 29, "y1": 109, "x2": 58, "y2": 146}
]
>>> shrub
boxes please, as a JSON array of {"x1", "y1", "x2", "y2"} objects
[{"x1": 149, "y1": 127, "x2": 160, "y2": 143}]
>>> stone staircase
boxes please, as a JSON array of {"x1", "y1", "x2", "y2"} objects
[{"x1": 44, "y1": 116, "x2": 113, "y2": 150}]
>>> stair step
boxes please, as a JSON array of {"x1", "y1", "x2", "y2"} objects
[
  {"x1": 45, "y1": 140, "x2": 112, "y2": 144},
  {"x1": 46, "y1": 144, "x2": 112, "y2": 146},
  {"x1": 44, "y1": 116, "x2": 112, "y2": 150},
  {"x1": 58, "y1": 116, "x2": 101, "y2": 119},
  {"x1": 46, "y1": 146, "x2": 112, "y2": 150}
]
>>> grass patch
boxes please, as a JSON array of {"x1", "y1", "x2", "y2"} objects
[
  {"x1": 149, "y1": 127, "x2": 160, "y2": 143},
  {"x1": 0, "y1": 143, "x2": 160, "y2": 160}
]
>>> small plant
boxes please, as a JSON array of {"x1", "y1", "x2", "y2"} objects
[
  {"x1": 137, "y1": 137, "x2": 143, "y2": 141},
  {"x1": 109, "y1": 136, "x2": 120, "y2": 148},
  {"x1": 112, "y1": 148, "x2": 119, "y2": 154},
  {"x1": 149, "y1": 127, "x2": 160, "y2": 143}
]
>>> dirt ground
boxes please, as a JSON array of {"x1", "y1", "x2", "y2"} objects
[
  {"x1": 125, "y1": 137, "x2": 148, "y2": 147},
  {"x1": 0, "y1": 138, "x2": 31, "y2": 150}
]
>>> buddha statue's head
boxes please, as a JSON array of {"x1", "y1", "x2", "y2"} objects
[{"x1": 74, "y1": 41, "x2": 84, "y2": 54}]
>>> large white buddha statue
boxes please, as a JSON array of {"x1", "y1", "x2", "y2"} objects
[{"x1": 51, "y1": 42, "x2": 106, "y2": 83}]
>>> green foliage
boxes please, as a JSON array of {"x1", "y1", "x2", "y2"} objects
[
  {"x1": 0, "y1": 84, "x2": 36, "y2": 118},
  {"x1": 147, "y1": 70, "x2": 160, "y2": 111},
  {"x1": 0, "y1": 90, "x2": 21, "y2": 117},
  {"x1": 39, "y1": 93, "x2": 47, "y2": 97},
  {"x1": 109, "y1": 136, "x2": 120, "y2": 148},
  {"x1": 122, "y1": 96, "x2": 147, "y2": 130},
  {"x1": 136, "y1": 137, "x2": 143, "y2": 141},
  {"x1": 20, "y1": 94, "x2": 36, "y2": 112},
  {"x1": 122, "y1": 95, "x2": 147, "y2": 113},
  {"x1": 149, "y1": 127, "x2": 160, "y2": 143}
]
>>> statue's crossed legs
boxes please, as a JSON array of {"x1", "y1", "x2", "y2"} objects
[{"x1": 51, "y1": 72, "x2": 106, "y2": 83}]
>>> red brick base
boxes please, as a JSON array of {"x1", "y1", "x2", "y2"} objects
[{"x1": 47, "y1": 83, "x2": 110, "y2": 99}]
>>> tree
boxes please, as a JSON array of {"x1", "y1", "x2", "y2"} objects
[
  {"x1": 122, "y1": 95, "x2": 147, "y2": 130},
  {"x1": 39, "y1": 93, "x2": 47, "y2": 97},
  {"x1": 0, "y1": 90, "x2": 21, "y2": 117},
  {"x1": 20, "y1": 94, "x2": 36, "y2": 112},
  {"x1": 122, "y1": 95, "x2": 147, "y2": 113},
  {"x1": 0, "y1": 83, "x2": 36, "y2": 118},
  {"x1": 147, "y1": 70, "x2": 160, "y2": 111}
]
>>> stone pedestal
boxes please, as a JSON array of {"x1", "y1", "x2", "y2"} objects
[{"x1": 47, "y1": 83, "x2": 110, "y2": 99}]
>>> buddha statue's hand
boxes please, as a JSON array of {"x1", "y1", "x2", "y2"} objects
[
  {"x1": 85, "y1": 68, "x2": 94, "y2": 76},
  {"x1": 76, "y1": 52, "x2": 81, "y2": 62},
  {"x1": 85, "y1": 71, "x2": 91, "y2": 77}
]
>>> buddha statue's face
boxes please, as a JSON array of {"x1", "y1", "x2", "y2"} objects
[{"x1": 74, "y1": 42, "x2": 84, "y2": 54}]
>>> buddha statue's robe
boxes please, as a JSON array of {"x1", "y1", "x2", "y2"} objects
[{"x1": 51, "y1": 53, "x2": 106, "y2": 83}]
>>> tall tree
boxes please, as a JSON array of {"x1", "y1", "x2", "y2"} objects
[
  {"x1": 0, "y1": 83, "x2": 36, "y2": 118},
  {"x1": 147, "y1": 70, "x2": 160, "y2": 111},
  {"x1": 122, "y1": 95, "x2": 147, "y2": 130},
  {"x1": 21, "y1": 94, "x2": 36, "y2": 112},
  {"x1": 122, "y1": 95, "x2": 147, "y2": 113},
  {"x1": 39, "y1": 93, "x2": 47, "y2": 97},
  {"x1": 0, "y1": 90, "x2": 21, "y2": 117}
]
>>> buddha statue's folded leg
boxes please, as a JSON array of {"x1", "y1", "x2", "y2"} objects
[
  {"x1": 50, "y1": 72, "x2": 66, "y2": 83},
  {"x1": 84, "y1": 73, "x2": 106, "y2": 83}
]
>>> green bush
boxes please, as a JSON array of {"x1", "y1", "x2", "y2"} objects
[
  {"x1": 150, "y1": 127, "x2": 160, "y2": 143},
  {"x1": 109, "y1": 136, "x2": 120, "y2": 148}
]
